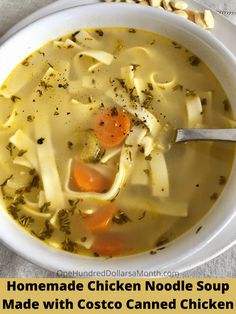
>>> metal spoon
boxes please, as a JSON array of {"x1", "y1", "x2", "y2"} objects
[{"x1": 175, "y1": 129, "x2": 236, "y2": 143}]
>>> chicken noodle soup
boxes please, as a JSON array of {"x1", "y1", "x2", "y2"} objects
[{"x1": 0, "y1": 28, "x2": 234, "y2": 257}]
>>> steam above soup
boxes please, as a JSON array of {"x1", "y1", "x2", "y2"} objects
[{"x1": 0, "y1": 28, "x2": 234, "y2": 257}]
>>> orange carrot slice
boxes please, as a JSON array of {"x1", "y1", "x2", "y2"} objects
[
  {"x1": 71, "y1": 160, "x2": 111, "y2": 193},
  {"x1": 83, "y1": 204, "x2": 117, "y2": 234},
  {"x1": 94, "y1": 107, "x2": 131, "y2": 148},
  {"x1": 91, "y1": 234, "x2": 124, "y2": 256}
]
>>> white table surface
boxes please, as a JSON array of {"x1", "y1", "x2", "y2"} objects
[{"x1": 0, "y1": 0, "x2": 236, "y2": 278}]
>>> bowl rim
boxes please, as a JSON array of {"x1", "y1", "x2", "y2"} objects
[{"x1": 0, "y1": 2, "x2": 236, "y2": 275}]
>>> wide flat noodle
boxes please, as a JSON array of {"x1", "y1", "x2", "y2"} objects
[
  {"x1": 186, "y1": 94, "x2": 203, "y2": 128},
  {"x1": 54, "y1": 39, "x2": 83, "y2": 50},
  {"x1": 56, "y1": 60, "x2": 71, "y2": 80},
  {"x1": 126, "y1": 46, "x2": 151, "y2": 59},
  {"x1": 77, "y1": 234, "x2": 95, "y2": 250},
  {"x1": 34, "y1": 115, "x2": 66, "y2": 214},
  {"x1": 134, "y1": 78, "x2": 147, "y2": 103},
  {"x1": 63, "y1": 126, "x2": 147, "y2": 202},
  {"x1": 150, "y1": 72, "x2": 177, "y2": 90},
  {"x1": 6, "y1": 175, "x2": 28, "y2": 190},
  {"x1": 0, "y1": 52, "x2": 50, "y2": 98},
  {"x1": 81, "y1": 76, "x2": 105, "y2": 90},
  {"x1": 78, "y1": 50, "x2": 114, "y2": 65},
  {"x1": 149, "y1": 149, "x2": 169, "y2": 197},
  {"x1": 10, "y1": 130, "x2": 40, "y2": 172},
  {"x1": 3, "y1": 105, "x2": 20, "y2": 129},
  {"x1": 121, "y1": 66, "x2": 135, "y2": 89},
  {"x1": 117, "y1": 189, "x2": 187, "y2": 217},
  {"x1": 21, "y1": 204, "x2": 51, "y2": 219},
  {"x1": 140, "y1": 136, "x2": 154, "y2": 157},
  {"x1": 88, "y1": 62, "x2": 102, "y2": 73},
  {"x1": 13, "y1": 156, "x2": 33, "y2": 169},
  {"x1": 70, "y1": 99, "x2": 100, "y2": 129},
  {"x1": 101, "y1": 146, "x2": 122, "y2": 164},
  {"x1": 198, "y1": 91, "x2": 213, "y2": 124},
  {"x1": 74, "y1": 30, "x2": 99, "y2": 49},
  {"x1": 0, "y1": 96, "x2": 14, "y2": 127},
  {"x1": 130, "y1": 152, "x2": 149, "y2": 186},
  {"x1": 156, "y1": 123, "x2": 174, "y2": 152}
]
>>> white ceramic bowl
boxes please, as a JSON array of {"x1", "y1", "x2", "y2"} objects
[{"x1": 0, "y1": 3, "x2": 236, "y2": 275}]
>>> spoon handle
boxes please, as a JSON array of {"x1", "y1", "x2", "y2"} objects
[{"x1": 176, "y1": 129, "x2": 236, "y2": 143}]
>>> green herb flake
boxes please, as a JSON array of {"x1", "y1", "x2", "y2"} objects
[
  {"x1": 188, "y1": 55, "x2": 201, "y2": 66},
  {"x1": 37, "y1": 138, "x2": 45, "y2": 145},
  {"x1": 147, "y1": 83, "x2": 153, "y2": 91},
  {"x1": 36, "y1": 89, "x2": 43, "y2": 97},
  {"x1": 201, "y1": 98, "x2": 207, "y2": 106},
  {"x1": 29, "y1": 169, "x2": 36, "y2": 176},
  {"x1": 25, "y1": 175, "x2": 40, "y2": 192},
  {"x1": 95, "y1": 29, "x2": 104, "y2": 37},
  {"x1": 145, "y1": 154, "x2": 152, "y2": 161},
  {"x1": 61, "y1": 238, "x2": 78, "y2": 253},
  {"x1": 27, "y1": 115, "x2": 35, "y2": 122},
  {"x1": 111, "y1": 107, "x2": 118, "y2": 116},
  {"x1": 196, "y1": 226, "x2": 202, "y2": 234},
  {"x1": 81, "y1": 236, "x2": 87, "y2": 243},
  {"x1": 13, "y1": 194, "x2": 25, "y2": 206},
  {"x1": 150, "y1": 250, "x2": 157, "y2": 255},
  {"x1": 68, "y1": 199, "x2": 80, "y2": 215},
  {"x1": 67, "y1": 141, "x2": 73, "y2": 150},
  {"x1": 155, "y1": 237, "x2": 169, "y2": 247},
  {"x1": 58, "y1": 83, "x2": 69, "y2": 89},
  {"x1": 17, "y1": 150, "x2": 27, "y2": 157},
  {"x1": 185, "y1": 89, "x2": 196, "y2": 96},
  {"x1": 173, "y1": 84, "x2": 183, "y2": 91},
  {"x1": 7, "y1": 194, "x2": 26, "y2": 220},
  {"x1": 115, "y1": 78, "x2": 127, "y2": 89},
  {"x1": 39, "y1": 80, "x2": 53, "y2": 90},
  {"x1": 22, "y1": 55, "x2": 32, "y2": 66},
  {"x1": 112, "y1": 210, "x2": 131, "y2": 225},
  {"x1": 58, "y1": 209, "x2": 71, "y2": 235},
  {"x1": 223, "y1": 99, "x2": 230, "y2": 112},
  {"x1": 6, "y1": 142, "x2": 14, "y2": 156},
  {"x1": 219, "y1": 176, "x2": 227, "y2": 185},
  {"x1": 38, "y1": 50, "x2": 45, "y2": 56},
  {"x1": 71, "y1": 31, "x2": 80, "y2": 42},
  {"x1": 138, "y1": 211, "x2": 146, "y2": 221},
  {"x1": 139, "y1": 145, "x2": 145, "y2": 154},
  {"x1": 8, "y1": 204, "x2": 20, "y2": 220},
  {"x1": 129, "y1": 87, "x2": 139, "y2": 102},
  {"x1": 40, "y1": 202, "x2": 51, "y2": 213},
  {"x1": 131, "y1": 64, "x2": 140, "y2": 72},
  {"x1": 125, "y1": 144, "x2": 133, "y2": 148},
  {"x1": 141, "y1": 89, "x2": 154, "y2": 109},
  {"x1": 11, "y1": 95, "x2": 21, "y2": 103},
  {"x1": 210, "y1": 192, "x2": 218, "y2": 201},
  {"x1": 38, "y1": 220, "x2": 54, "y2": 240},
  {"x1": 172, "y1": 41, "x2": 182, "y2": 49},
  {"x1": 144, "y1": 169, "x2": 150, "y2": 176},
  {"x1": 134, "y1": 120, "x2": 143, "y2": 127},
  {"x1": 18, "y1": 215, "x2": 34, "y2": 228}
]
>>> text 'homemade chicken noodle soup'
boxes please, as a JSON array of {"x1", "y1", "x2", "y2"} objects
[{"x1": 0, "y1": 28, "x2": 235, "y2": 257}]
